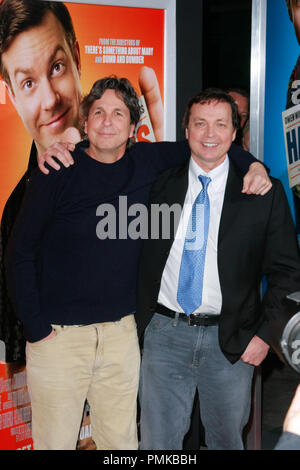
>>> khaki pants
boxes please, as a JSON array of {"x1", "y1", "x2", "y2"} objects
[{"x1": 25, "y1": 315, "x2": 140, "y2": 450}]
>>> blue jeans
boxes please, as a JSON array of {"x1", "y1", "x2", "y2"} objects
[{"x1": 139, "y1": 313, "x2": 254, "y2": 450}]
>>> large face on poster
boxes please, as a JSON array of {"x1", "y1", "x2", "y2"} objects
[{"x1": 0, "y1": 0, "x2": 165, "y2": 217}]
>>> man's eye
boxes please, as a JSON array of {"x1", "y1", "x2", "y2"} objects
[
  {"x1": 52, "y1": 62, "x2": 65, "y2": 75},
  {"x1": 24, "y1": 80, "x2": 33, "y2": 90}
]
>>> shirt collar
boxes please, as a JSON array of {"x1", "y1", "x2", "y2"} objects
[{"x1": 189, "y1": 155, "x2": 229, "y2": 192}]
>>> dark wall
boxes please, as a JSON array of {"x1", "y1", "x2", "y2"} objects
[
  {"x1": 202, "y1": 0, "x2": 252, "y2": 91},
  {"x1": 176, "y1": 0, "x2": 252, "y2": 139},
  {"x1": 176, "y1": 0, "x2": 203, "y2": 140}
]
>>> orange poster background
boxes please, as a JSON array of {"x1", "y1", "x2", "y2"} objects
[
  {"x1": 0, "y1": 1, "x2": 164, "y2": 450},
  {"x1": 0, "y1": 2, "x2": 165, "y2": 217}
]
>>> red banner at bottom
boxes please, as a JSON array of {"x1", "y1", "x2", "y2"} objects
[{"x1": 0, "y1": 362, "x2": 33, "y2": 450}]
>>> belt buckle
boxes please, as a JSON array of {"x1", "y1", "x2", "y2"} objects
[{"x1": 188, "y1": 314, "x2": 198, "y2": 326}]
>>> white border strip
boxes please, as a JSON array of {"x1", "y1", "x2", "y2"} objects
[{"x1": 250, "y1": 0, "x2": 267, "y2": 161}]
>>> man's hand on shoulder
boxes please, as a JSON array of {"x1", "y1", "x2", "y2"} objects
[
  {"x1": 242, "y1": 162, "x2": 272, "y2": 196},
  {"x1": 37, "y1": 127, "x2": 80, "y2": 174}
]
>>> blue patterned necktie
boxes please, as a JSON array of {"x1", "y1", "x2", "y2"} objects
[{"x1": 177, "y1": 175, "x2": 211, "y2": 315}]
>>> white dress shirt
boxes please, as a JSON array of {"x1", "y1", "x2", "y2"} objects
[{"x1": 158, "y1": 155, "x2": 229, "y2": 315}]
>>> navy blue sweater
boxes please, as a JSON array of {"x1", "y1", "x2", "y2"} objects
[{"x1": 6, "y1": 140, "x2": 257, "y2": 342}]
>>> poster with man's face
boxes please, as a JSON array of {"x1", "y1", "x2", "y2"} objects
[{"x1": 0, "y1": 0, "x2": 165, "y2": 217}]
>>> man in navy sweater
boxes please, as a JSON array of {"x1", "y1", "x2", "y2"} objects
[{"x1": 5, "y1": 76, "x2": 271, "y2": 450}]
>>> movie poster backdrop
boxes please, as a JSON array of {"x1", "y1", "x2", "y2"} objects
[{"x1": 264, "y1": 0, "x2": 300, "y2": 229}]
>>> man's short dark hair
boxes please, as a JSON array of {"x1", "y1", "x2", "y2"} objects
[
  {"x1": 183, "y1": 88, "x2": 239, "y2": 130},
  {"x1": 227, "y1": 87, "x2": 250, "y2": 110},
  {"x1": 80, "y1": 76, "x2": 142, "y2": 127},
  {"x1": 226, "y1": 87, "x2": 250, "y2": 101},
  {"x1": 0, "y1": 0, "x2": 77, "y2": 85}
]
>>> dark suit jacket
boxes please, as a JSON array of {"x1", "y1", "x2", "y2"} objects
[{"x1": 136, "y1": 159, "x2": 300, "y2": 363}]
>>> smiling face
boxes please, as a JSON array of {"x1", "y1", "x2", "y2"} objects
[
  {"x1": 2, "y1": 11, "x2": 82, "y2": 156},
  {"x1": 84, "y1": 89, "x2": 135, "y2": 163},
  {"x1": 185, "y1": 100, "x2": 236, "y2": 172}
]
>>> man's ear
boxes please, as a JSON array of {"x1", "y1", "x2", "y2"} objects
[
  {"x1": 129, "y1": 123, "x2": 135, "y2": 139},
  {"x1": 5, "y1": 82, "x2": 17, "y2": 109},
  {"x1": 73, "y1": 40, "x2": 81, "y2": 78},
  {"x1": 232, "y1": 129, "x2": 237, "y2": 143}
]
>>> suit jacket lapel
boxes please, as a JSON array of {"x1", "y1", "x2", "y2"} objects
[
  {"x1": 151, "y1": 159, "x2": 189, "y2": 253},
  {"x1": 163, "y1": 159, "x2": 190, "y2": 208},
  {"x1": 218, "y1": 160, "x2": 244, "y2": 247}
]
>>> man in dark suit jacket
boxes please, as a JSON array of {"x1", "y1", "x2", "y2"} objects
[{"x1": 136, "y1": 88, "x2": 300, "y2": 450}]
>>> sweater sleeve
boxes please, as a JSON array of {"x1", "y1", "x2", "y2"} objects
[
  {"x1": 138, "y1": 140, "x2": 268, "y2": 177},
  {"x1": 143, "y1": 140, "x2": 190, "y2": 173},
  {"x1": 4, "y1": 167, "x2": 66, "y2": 342},
  {"x1": 227, "y1": 142, "x2": 269, "y2": 174}
]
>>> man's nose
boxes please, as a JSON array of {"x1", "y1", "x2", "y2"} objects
[
  {"x1": 40, "y1": 79, "x2": 60, "y2": 111},
  {"x1": 102, "y1": 113, "x2": 113, "y2": 126},
  {"x1": 205, "y1": 123, "x2": 215, "y2": 137}
]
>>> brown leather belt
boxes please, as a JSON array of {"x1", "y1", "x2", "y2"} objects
[{"x1": 156, "y1": 303, "x2": 220, "y2": 327}]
